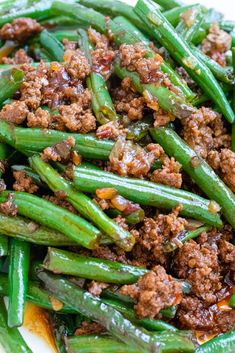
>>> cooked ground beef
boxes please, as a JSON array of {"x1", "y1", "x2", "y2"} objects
[
  {"x1": 0, "y1": 100, "x2": 29, "y2": 124},
  {"x1": 121, "y1": 265, "x2": 183, "y2": 319},
  {"x1": 91, "y1": 245, "x2": 129, "y2": 265},
  {"x1": 109, "y1": 137, "x2": 159, "y2": 178},
  {"x1": 13, "y1": 171, "x2": 38, "y2": 194},
  {"x1": 64, "y1": 49, "x2": 91, "y2": 80},
  {"x1": 41, "y1": 136, "x2": 75, "y2": 162},
  {"x1": 96, "y1": 121, "x2": 126, "y2": 140},
  {"x1": 75, "y1": 321, "x2": 104, "y2": 336},
  {"x1": 27, "y1": 107, "x2": 52, "y2": 128},
  {"x1": 113, "y1": 78, "x2": 146, "y2": 121},
  {"x1": 2, "y1": 49, "x2": 32, "y2": 64},
  {"x1": 177, "y1": 297, "x2": 235, "y2": 334},
  {"x1": 87, "y1": 281, "x2": 109, "y2": 296},
  {"x1": 151, "y1": 156, "x2": 182, "y2": 188},
  {"x1": 153, "y1": 109, "x2": 175, "y2": 127},
  {"x1": 201, "y1": 22, "x2": 232, "y2": 67},
  {"x1": 0, "y1": 193, "x2": 17, "y2": 216},
  {"x1": 207, "y1": 148, "x2": 235, "y2": 192},
  {"x1": 0, "y1": 18, "x2": 42, "y2": 42},
  {"x1": 132, "y1": 205, "x2": 187, "y2": 266},
  {"x1": 181, "y1": 107, "x2": 230, "y2": 159}
]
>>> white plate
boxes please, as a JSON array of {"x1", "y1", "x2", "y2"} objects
[{"x1": 0, "y1": 0, "x2": 234, "y2": 352}]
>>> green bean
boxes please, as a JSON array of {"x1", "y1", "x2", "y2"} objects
[
  {"x1": 79, "y1": 28, "x2": 118, "y2": 124},
  {"x1": 54, "y1": 30, "x2": 80, "y2": 42},
  {"x1": 0, "y1": 212, "x2": 78, "y2": 246},
  {"x1": 0, "y1": 298, "x2": 33, "y2": 353},
  {"x1": 66, "y1": 335, "x2": 137, "y2": 353},
  {"x1": 30, "y1": 155, "x2": 135, "y2": 251},
  {"x1": 150, "y1": 127, "x2": 235, "y2": 229},
  {"x1": 102, "y1": 298, "x2": 177, "y2": 332},
  {"x1": 79, "y1": 0, "x2": 146, "y2": 33},
  {"x1": 8, "y1": 239, "x2": 30, "y2": 328},
  {"x1": 0, "y1": 234, "x2": 8, "y2": 256},
  {"x1": 112, "y1": 16, "x2": 195, "y2": 101},
  {"x1": 107, "y1": 208, "x2": 145, "y2": 225},
  {"x1": 38, "y1": 271, "x2": 196, "y2": 353},
  {"x1": 135, "y1": 0, "x2": 235, "y2": 123},
  {"x1": 219, "y1": 20, "x2": 235, "y2": 32},
  {"x1": 40, "y1": 15, "x2": 78, "y2": 27},
  {"x1": 0, "y1": 68, "x2": 24, "y2": 105},
  {"x1": 176, "y1": 6, "x2": 205, "y2": 43},
  {"x1": 0, "y1": 273, "x2": 76, "y2": 314},
  {"x1": 114, "y1": 60, "x2": 196, "y2": 118},
  {"x1": 72, "y1": 167, "x2": 222, "y2": 227},
  {"x1": 51, "y1": 313, "x2": 75, "y2": 353},
  {"x1": 39, "y1": 29, "x2": 64, "y2": 62},
  {"x1": 190, "y1": 46, "x2": 234, "y2": 84},
  {"x1": 229, "y1": 293, "x2": 235, "y2": 308},
  {"x1": 164, "y1": 226, "x2": 211, "y2": 252},
  {"x1": 0, "y1": 0, "x2": 53, "y2": 27},
  {"x1": 0, "y1": 191, "x2": 100, "y2": 249},
  {"x1": 163, "y1": 5, "x2": 202, "y2": 27},
  {"x1": 0, "y1": 120, "x2": 114, "y2": 159},
  {"x1": 153, "y1": 0, "x2": 184, "y2": 10},
  {"x1": 196, "y1": 330, "x2": 235, "y2": 353},
  {"x1": 43, "y1": 247, "x2": 148, "y2": 283}
]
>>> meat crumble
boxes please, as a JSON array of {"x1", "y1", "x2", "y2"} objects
[{"x1": 0, "y1": 18, "x2": 42, "y2": 42}]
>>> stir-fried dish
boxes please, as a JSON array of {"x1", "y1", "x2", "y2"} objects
[{"x1": 0, "y1": 0, "x2": 234, "y2": 352}]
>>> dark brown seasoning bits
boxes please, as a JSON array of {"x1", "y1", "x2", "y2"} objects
[
  {"x1": 75, "y1": 321, "x2": 104, "y2": 336},
  {"x1": 120, "y1": 265, "x2": 183, "y2": 319}
]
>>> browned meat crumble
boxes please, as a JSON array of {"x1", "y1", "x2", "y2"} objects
[
  {"x1": 0, "y1": 193, "x2": 17, "y2": 216},
  {"x1": 0, "y1": 18, "x2": 42, "y2": 42},
  {"x1": 13, "y1": 171, "x2": 39, "y2": 194},
  {"x1": 75, "y1": 321, "x2": 104, "y2": 336},
  {"x1": 121, "y1": 265, "x2": 183, "y2": 319},
  {"x1": 201, "y1": 22, "x2": 232, "y2": 67},
  {"x1": 2, "y1": 49, "x2": 32, "y2": 64}
]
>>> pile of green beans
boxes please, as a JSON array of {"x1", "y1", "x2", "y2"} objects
[{"x1": 0, "y1": 0, "x2": 234, "y2": 352}]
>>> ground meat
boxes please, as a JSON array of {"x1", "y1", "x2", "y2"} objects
[
  {"x1": 109, "y1": 137, "x2": 157, "y2": 178},
  {"x1": 63, "y1": 39, "x2": 77, "y2": 51},
  {"x1": 176, "y1": 67, "x2": 198, "y2": 90},
  {"x1": 13, "y1": 171, "x2": 38, "y2": 194},
  {"x1": 96, "y1": 121, "x2": 126, "y2": 140},
  {"x1": 201, "y1": 23, "x2": 232, "y2": 67},
  {"x1": 87, "y1": 28, "x2": 115, "y2": 80},
  {"x1": 0, "y1": 193, "x2": 17, "y2": 216},
  {"x1": 151, "y1": 157, "x2": 182, "y2": 188},
  {"x1": 64, "y1": 49, "x2": 91, "y2": 80},
  {"x1": 43, "y1": 195, "x2": 78, "y2": 214},
  {"x1": 27, "y1": 107, "x2": 52, "y2": 128},
  {"x1": 2, "y1": 49, "x2": 32, "y2": 64},
  {"x1": 119, "y1": 43, "x2": 164, "y2": 84},
  {"x1": 91, "y1": 245, "x2": 129, "y2": 264},
  {"x1": 121, "y1": 265, "x2": 183, "y2": 319},
  {"x1": 181, "y1": 107, "x2": 230, "y2": 159},
  {"x1": 207, "y1": 148, "x2": 235, "y2": 192},
  {"x1": 41, "y1": 136, "x2": 75, "y2": 162},
  {"x1": 153, "y1": 109, "x2": 175, "y2": 127},
  {"x1": 0, "y1": 18, "x2": 42, "y2": 42},
  {"x1": 174, "y1": 239, "x2": 222, "y2": 304},
  {"x1": 0, "y1": 100, "x2": 29, "y2": 124},
  {"x1": 75, "y1": 321, "x2": 104, "y2": 336},
  {"x1": 177, "y1": 297, "x2": 235, "y2": 334},
  {"x1": 87, "y1": 281, "x2": 109, "y2": 296},
  {"x1": 133, "y1": 206, "x2": 187, "y2": 266},
  {"x1": 20, "y1": 62, "x2": 49, "y2": 110},
  {"x1": 57, "y1": 102, "x2": 96, "y2": 133},
  {"x1": 112, "y1": 78, "x2": 146, "y2": 121},
  {"x1": 218, "y1": 239, "x2": 235, "y2": 271}
]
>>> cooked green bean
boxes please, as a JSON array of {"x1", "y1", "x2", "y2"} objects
[
  {"x1": 0, "y1": 234, "x2": 8, "y2": 256},
  {"x1": 54, "y1": 30, "x2": 80, "y2": 42},
  {"x1": 135, "y1": 0, "x2": 235, "y2": 123},
  {"x1": 0, "y1": 191, "x2": 100, "y2": 249},
  {"x1": 0, "y1": 120, "x2": 114, "y2": 159},
  {"x1": 30, "y1": 155, "x2": 135, "y2": 251},
  {"x1": 38, "y1": 271, "x2": 196, "y2": 353},
  {"x1": 0, "y1": 212, "x2": 78, "y2": 246},
  {"x1": 8, "y1": 239, "x2": 30, "y2": 328},
  {"x1": 72, "y1": 166, "x2": 222, "y2": 226},
  {"x1": 196, "y1": 330, "x2": 235, "y2": 353},
  {"x1": 0, "y1": 68, "x2": 24, "y2": 105},
  {"x1": 229, "y1": 294, "x2": 235, "y2": 308},
  {"x1": 163, "y1": 4, "x2": 204, "y2": 27},
  {"x1": 150, "y1": 127, "x2": 235, "y2": 229},
  {"x1": 39, "y1": 29, "x2": 64, "y2": 62},
  {"x1": 0, "y1": 298, "x2": 33, "y2": 353},
  {"x1": 176, "y1": 6, "x2": 205, "y2": 43}
]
